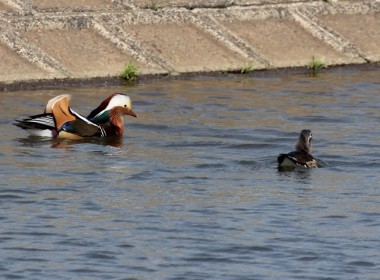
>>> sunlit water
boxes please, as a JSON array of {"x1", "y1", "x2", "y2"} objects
[{"x1": 1, "y1": 67, "x2": 379, "y2": 279}]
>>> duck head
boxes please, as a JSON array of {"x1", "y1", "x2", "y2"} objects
[
  {"x1": 296, "y1": 129, "x2": 313, "y2": 154},
  {"x1": 87, "y1": 93, "x2": 137, "y2": 136},
  {"x1": 88, "y1": 93, "x2": 137, "y2": 121}
]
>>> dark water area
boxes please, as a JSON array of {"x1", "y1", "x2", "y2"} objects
[{"x1": 1, "y1": 68, "x2": 379, "y2": 279}]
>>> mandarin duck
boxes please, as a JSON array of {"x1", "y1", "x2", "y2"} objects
[
  {"x1": 15, "y1": 93, "x2": 137, "y2": 139},
  {"x1": 277, "y1": 129, "x2": 320, "y2": 170}
]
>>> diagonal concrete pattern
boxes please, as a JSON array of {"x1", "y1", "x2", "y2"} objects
[{"x1": 0, "y1": 0, "x2": 379, "y2": 88}]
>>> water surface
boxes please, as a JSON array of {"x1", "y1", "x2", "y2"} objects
[{"x1": 1, "y1": 68, "x2": 380, "y2": 279}]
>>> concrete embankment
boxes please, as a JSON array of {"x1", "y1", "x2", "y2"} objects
[{"x1": 0, "y1": 0, "x2": 379, "y2": 90}]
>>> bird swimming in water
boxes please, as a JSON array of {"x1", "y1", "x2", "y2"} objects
[
  {"x1": 15, "y1": 93, "x2": 137, "y2": 139},
  {"x1": 277, "y1": 129, "x2": 320, "y2": 170}
]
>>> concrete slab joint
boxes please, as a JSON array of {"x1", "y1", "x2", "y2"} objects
[{"x1": 0, "y1": 0, "x2": 379, "y2": 87}]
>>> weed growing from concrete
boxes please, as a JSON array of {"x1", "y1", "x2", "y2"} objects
[
  {"x1": 220, "y1": 63, "x2": 255, "y2": 75},
  {"x1": 120, "y1": 61, "x2": 138, "y2": 81},
  {"x1": 146, "y1": 2, "x2": 159, "y2": 11},
  {"x1": 240, "y1": 63, "x2": 255, "y2": 74},
  {"x1": 308, "y1": 56, "x2": 325, "y2": 73}
]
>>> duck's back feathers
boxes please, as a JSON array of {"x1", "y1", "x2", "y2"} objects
[
  {"x1": 278, "y1": 151, "x2": 319, "y2": 170},
  {"x1": 45, "y1": 94, "x2": 71, "y2": 114},
  {"x1": 49, "y1": 94, "x2": 76, "y2": 131},
  {"x1": 44, "y1": 94, "x2": 106, "y2": 138},
  {"x1": 15, "y1": 94, "x2": 74, "y2": 134}
]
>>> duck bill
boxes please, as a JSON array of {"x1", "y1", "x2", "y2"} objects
[{"x1": 127, "y1": 110, "x2": 137, "y2": 118}]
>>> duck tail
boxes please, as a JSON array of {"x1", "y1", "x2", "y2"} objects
[{"x1": 14, "y1": 113, "x2": 55, "y2": 130}]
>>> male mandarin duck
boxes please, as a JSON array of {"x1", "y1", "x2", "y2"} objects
[
  {"x1": 15, "y1": 93, "x2": 137, "y2": 139},
  {"x1": 277, "y1": 129, "x2": 320, "y2": 170}
]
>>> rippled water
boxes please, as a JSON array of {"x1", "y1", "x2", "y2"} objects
[{"x1": 1, "y1": 67, "x2": 380, "y2": 279}]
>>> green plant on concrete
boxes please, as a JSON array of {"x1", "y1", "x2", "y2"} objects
[
  {"x1": 240, "y1": 63, "x2": 255, "y2": 74},
  {"x1": 147, "y1": 2, "x2": 159, "y2": 11},
  {"x1": 120, "y1": 61, "x2": 138, "y2": 81},
  {"x1": 308, "y1": 56, "x2": 324, "y2": 72}
]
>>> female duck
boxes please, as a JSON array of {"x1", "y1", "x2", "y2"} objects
[
  {"x1": 277, "y1": 129, "x2": 320, "y2": 170},
  {"x1": 15, "y1": 93, "x2": 137, "y2": 139}
]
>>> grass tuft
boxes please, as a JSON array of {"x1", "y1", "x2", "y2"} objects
[
  {"x1": 240, "y1": 63, "x2": 255, "y2": 74},
  {"x1": 146, "y1": 2, "x2": 159, "y2": 11},
  {"x1": 308, "y1": 56, "x2": 325, "y2": 72},
  {"x1": 120, "y1": 61, "x2": 138, "y2": 81}
]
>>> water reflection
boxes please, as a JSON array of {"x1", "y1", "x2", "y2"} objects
[
  {"x1": 277, "y1": 167, "x2": 312, "y2": 183},
  {"x1": 18, "y1": 135, "x2": 124, "y2": 149}
]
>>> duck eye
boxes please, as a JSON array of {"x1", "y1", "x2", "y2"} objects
[{"x1": 124, "y1": 104, "x2": 127, "y2": 108}]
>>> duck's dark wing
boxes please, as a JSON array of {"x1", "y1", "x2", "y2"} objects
[
  {"x1": 14, "y1": 113, "x2": 55, "y2": 130},
  {"x1": 60, "y1": 109, "x2": 106, "y2": 137},
  {"x1": 278, "y1": 151, "x2": 319, "y2": 169},
  {"x1": 48, "y1": 95, "x2": 106, "y2": 138}
]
